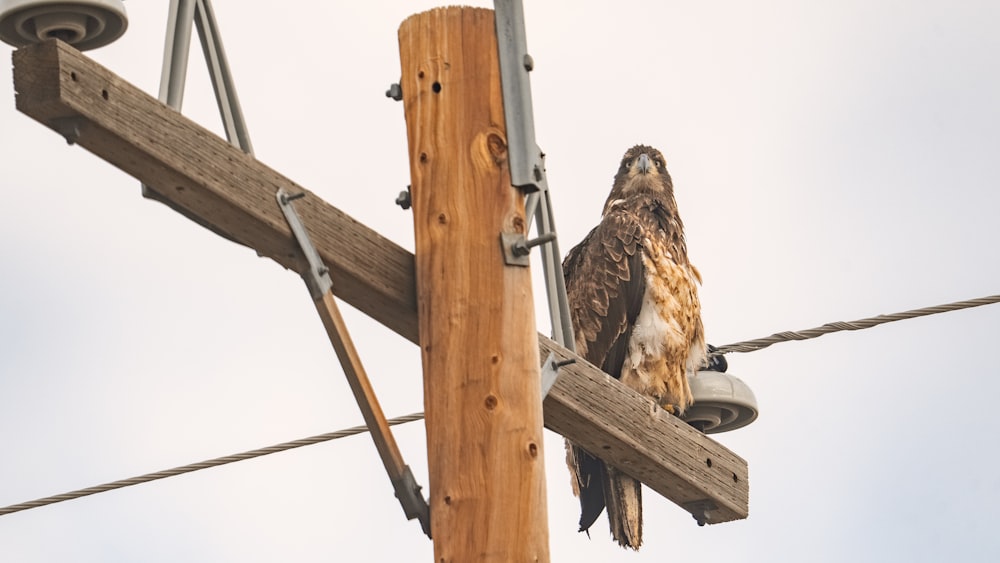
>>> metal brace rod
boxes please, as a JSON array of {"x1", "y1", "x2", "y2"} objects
[
  {"x1": 529, "y1": 189, "x2": 575, "y2": 351},
  {"x1": 192, "y1": 0, "x2": 253, "y2": 154},
  {"x1": 157, "y1": 0, "x2": 196, "y2": 109},
  {"x1": 154, "y1": 0, "x2": 252, "y2": 152},
  {"x1": 276, "y1": 191, "x2": 332, "y2": 299},
  {"x1": 141, "y1": 0, "x2": 254, "y2": 246},
  {"x1": 494, "y1": 0, "x2": 576, "y2": 352},
  {"x1": 276, "y1": 189, "x2": 431, "y2": 538}
]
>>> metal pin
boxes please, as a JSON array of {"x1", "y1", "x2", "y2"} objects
[
  {"x1": 511, "y1": 231, "x2": 557, "y2": 257},
  {"x1": 281, "y1": 191, "x2": 306, "y2": 204}
]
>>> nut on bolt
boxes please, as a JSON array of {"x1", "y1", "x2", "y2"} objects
[
  {"x1": 385, "y1": 83, "x2": 403, "y2": 101},
  {"x1": 395, "y1": 187, "x2": 412, "y2": 210}
]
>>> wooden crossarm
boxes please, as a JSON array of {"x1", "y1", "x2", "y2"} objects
[{"x1": 11, "y1": 39, "x2": 749, "y2": 524}]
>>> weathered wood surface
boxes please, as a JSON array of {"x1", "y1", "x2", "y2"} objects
[
  {"x1": 399, "y1": 8, "x2": 549, "y2": 559},
  {"x1": 11, "y1": 39, "x2": 749, "y2": 524}
]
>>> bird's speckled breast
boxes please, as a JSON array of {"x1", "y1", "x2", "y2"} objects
[{"x1": 619, "y1": 236, "x2": 705, "y2": 413}]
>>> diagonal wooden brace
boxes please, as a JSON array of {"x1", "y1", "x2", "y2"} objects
[{"x1": 276, "y1": 189, "x2": 431, "y2": 537}]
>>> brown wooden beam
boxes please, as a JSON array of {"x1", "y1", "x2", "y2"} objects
[{"x1": 11, "y1": 39, "x2": 749, "y2": 525}]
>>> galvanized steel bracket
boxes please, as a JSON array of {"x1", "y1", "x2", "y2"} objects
[
  {"x1": 391, "y1": 465, "x2": 432, "y2": 538},
  {"x1": 494, "y1": 0, "x2": 544, "y2": 193},
  {"x1": 276, "y1": 189, "x2": 333, "y2": 300},
  {"x1": 540, "y1": 352, "x2": 569, "y2": 398},
  {"x1": 683, "y1": 499, "x2": 719, "y2": 527}
]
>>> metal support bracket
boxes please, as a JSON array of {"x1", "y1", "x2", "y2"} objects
[
  {"x1": 539, "y1": 353, "x2": 574, "y2": 398},
  {"x1": 494, "y1": 0, "x2": 543, "y2": 193},
  {"x1": 494, "y1": 0, "x2": 576, "y2": 351},
  {"x1": 276, "y1": 188, "x2": 431, "y2": 538},
  {"x1": 154, "y1": 0, "x2": 253, "y2": 152},
  {"x1": 391, "y1": 465, "x2": 432, "y2": 537},
  {"x1": 141, "y1": 0, "x2": 254, "y2": 248},
  {"x1": 276, "y1": 190, "x2": 332, "y2": 300},
  {"x1": 52, "y1": 116, "x2": 84, "y2": 145},
  {"x1": 683, "y1": 499, "x2": 718, "y2": 527},
  {"x1": 500, "y1": 231, "x2": 557, "y2": 267}
]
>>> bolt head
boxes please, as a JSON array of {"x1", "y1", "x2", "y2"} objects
[
  {"x1": 395, "y1": 190, "x2": 412, "y2": 210},
  {"x1": 385, "y1": 83, "x2": 403, "y2": 101},
  {"x1": 533, "y1": 164, "x2": 544, "y2": 182}
]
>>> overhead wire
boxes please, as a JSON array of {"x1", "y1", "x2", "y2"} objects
[
  {"x1": 0, "y1": 412, "x2": 425, "y2": 517},
  {"x1": 1, "y1": 293, "x2": 997, "y2": 518},
  {"x1": 713, "y1": 294, "x2": 1000, "y2": 355}
]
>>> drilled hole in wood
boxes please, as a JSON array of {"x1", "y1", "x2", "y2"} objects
[
  {"x1": 101, "y1": 89, "x2": 109, "y2": 100},
  {"x1": 732, "y1": 472, "x2": 739, "y2": 483},
  {"x1": 432, "y1": 81, "x2": 442, "y2": 93},
  {"x1": 528, "y1": 443, "x2": 538, "y2": 457},
  {"x1": 706, "y1": 458, "x2": 713, "y2": 468},
  {"x1": 70, "y1": 71, "x2": 77, "y2": 81},
  {"x1": 443, "y1": 495, "x2": 451, "y2": 505}
]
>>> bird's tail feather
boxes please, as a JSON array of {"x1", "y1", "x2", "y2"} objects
[
  {"x1": 604, "y1": 467, "x2": 642, "y2": 550},
  {"x1": 567, "y1": 441, "x2": 607, "y2": 534},
  {"x1": 567, "y1": 440, "x2": 643, "y2": 550}
]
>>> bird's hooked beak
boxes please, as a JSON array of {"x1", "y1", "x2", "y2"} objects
[{"x1": 637, "y1": 153, "x2": 651, "y2": 175}]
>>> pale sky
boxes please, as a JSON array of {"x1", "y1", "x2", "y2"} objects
[{"x1": 1, "y1": 1, "x2": 999, "y2": 561}]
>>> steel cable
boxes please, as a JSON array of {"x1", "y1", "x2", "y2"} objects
[
  {"x1": 0, "y1": 412, "x2": 425, "y2": 517},
  {"x1": 714, "y1": 295, "x2": 999, "y2": 355}
]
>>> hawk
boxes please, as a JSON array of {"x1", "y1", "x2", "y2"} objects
[{"x1": 563, "y1": 145, "x2": 707, "y2": 549}]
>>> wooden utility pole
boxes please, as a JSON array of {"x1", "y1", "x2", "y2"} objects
[{"x1": 397, "y1": 7, "x2": 549, "y2": 561}]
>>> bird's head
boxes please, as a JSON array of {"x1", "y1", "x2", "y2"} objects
[{"x1": 604, "y1": 145, "x2": 674, "y2": 214}]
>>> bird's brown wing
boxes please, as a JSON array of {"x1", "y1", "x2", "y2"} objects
[
  {"x1": 563, "y1": 208, "x2": 647, "y2": 543},
  {"x1": 563, "y1": 208, "x2": 646, "y2": 375}
]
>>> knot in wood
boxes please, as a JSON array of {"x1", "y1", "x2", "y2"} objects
[{"x1": 487, "y1": 132, "x2": 508, "y2": 165}]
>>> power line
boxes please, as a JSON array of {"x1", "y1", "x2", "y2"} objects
[
  {"x1": 3, "y1": 294, "x2": 997, "y2": 518},
  {"x1": 0, "y1": 412, "x2": 425, "y2": 517},
  {"x1": 714, "y1": 294, "x2": 1000, "y2": 355}
]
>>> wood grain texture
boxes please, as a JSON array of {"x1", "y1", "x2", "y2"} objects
[
  {"x1": 11, "y1": 38, "x2": 749, "y2": 528},
  {"x1": 398, "y1": 8, "x2": 549, "y2": 561}
]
